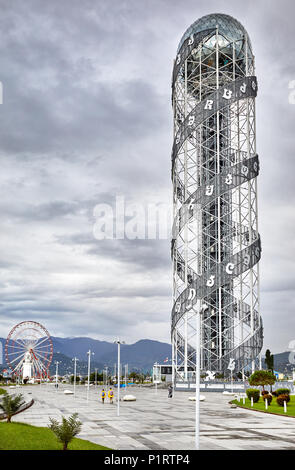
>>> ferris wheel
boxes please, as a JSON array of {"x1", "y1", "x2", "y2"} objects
[{"x1": 5, "y1": 321, "x2": 53, "y2": 379}]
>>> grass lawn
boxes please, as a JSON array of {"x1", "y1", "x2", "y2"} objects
[
  {"x1": 0, "y1": 422, "x2": 111, "y2": 450},
  {"x1": 233, "y1": 396, "x2": 295, "y2": 417}
]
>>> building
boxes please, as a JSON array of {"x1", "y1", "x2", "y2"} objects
[
  {"x1": 152, "y1": 363, "x2": 173, "y2": 383},
  {"x1": 171, "y1": 14, "x2": 262, "y2": 388},
  {"x1": 22, "y1": 351, "x2": 33, "y2": 381}
]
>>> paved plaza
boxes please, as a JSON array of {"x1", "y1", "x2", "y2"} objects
[{"x1": 7, "y1": 384, "x2": 295, "y2": 450}]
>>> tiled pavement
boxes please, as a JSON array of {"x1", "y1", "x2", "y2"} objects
[{"x1": 6, "y1": 384, "x2": 295, "y2": 450}]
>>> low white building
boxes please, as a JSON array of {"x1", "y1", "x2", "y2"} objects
[{"x1": 22, "y1": 351, "x2": 32, "y2": 380}]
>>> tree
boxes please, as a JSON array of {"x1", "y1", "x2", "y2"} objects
[
  {"x1": 48, "y1": 413, "x2": 82, "y2": 451},
  {"x1": 0, "y1": 393, "x2": 25, "y2": 422},
  {"x1": 89, "y1": 372, "x2": 103, "y2": 382},
  {"x1": 128, "y1": 372, "x2": 146, "y2": 384},
  {"x1": 249, "y1": 370, "x2": 276, "y2": 392},
  {"x1": 129, "y1": 371, "x2": 141, "y2": 383},
  {"x1": 70, "y1": 375, "x2": 80, "y2": 384},
  {"x1": 265, "y1": 349, "x2": 274, "y2": 373}
]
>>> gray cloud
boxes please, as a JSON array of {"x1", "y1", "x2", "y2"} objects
[
  {"x1": 0, "y1": 0, "x2": 293, "y2": 353},
  {"x1": 57, "y1": 233, "x2": 170, "y2": 270},
  {"x1": 0, "y1": 200, "x2": 81, "y2": 221}
]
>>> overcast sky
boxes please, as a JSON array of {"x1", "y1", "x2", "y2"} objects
[{"x1": 0, "y1": 0, "x2": 294, "y2": 353}]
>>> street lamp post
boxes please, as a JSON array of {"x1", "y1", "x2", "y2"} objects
[
  {"x1": 195, "y1": 301, "x2": 208, "y2": 450},
  {"x1": 231, "y1": 369, "x2": 233, "y2": 393},
  {"x1": 72, "y1": 357, "x2": 78, "y2": 397},
  {"x1": 125, "y1": 364, "x2": 128, "y2": 390},
  {"x1": 87, "y1": 350, "x2": 94, "y2": 401},
  {"x1": 55, "y1": 361, "x2": 59, "y2": 392},
  {"x1": 227, "y1": 358, "x2": 235, "y2": 394},
  {"x1": 154, "y1": 362, "x2": 160, "y2": 394},
  {"x1": 114, "y1": 339, "x2": 125, "y2": 417},
  {"x1": 103, "y1": 366, "x2": 108, "y2": 387},
  {"x1": 95, "y1": 368, "x2": 98, "y2": 387}
]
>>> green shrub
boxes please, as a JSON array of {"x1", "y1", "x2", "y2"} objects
[
  {"x1": 246, "y1": 388, "x2": 260, "y2": 403},
  {"x1": 276, "y1": 394, "x2": 290, "y2": 406},
  {"x1": 275, "y1": 388, "x2": 290, "y2": 396},
  {"x1": 0, "y1": 393, "x2": 25, "y2": 422},
  {"x1": 48, "y1": 413, "x2": 82, "y2": 451},
  {"x1": 263, "y1": 393, "x2": 272, "y2": 405},
  {"x1": 0, "y1": 388, "x2": 7, "y2": 395},
  {"x1": 249, "y1": 370, "x2": 276, "y2": 390}
]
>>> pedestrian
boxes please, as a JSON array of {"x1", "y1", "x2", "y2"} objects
[
  {"x1": 101, "y1": 388, "x2": 106, "y2": 403},
  {"x1": 108, "y1": 387, "x2": 114, "y2": 404},
  {"x1": 168, "y1": 384, "x2": 173, "y2": 398}
]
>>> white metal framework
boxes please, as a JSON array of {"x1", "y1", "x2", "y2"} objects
[{"x1": 171, "y1": 14, "x2": 263, "y2": 385}]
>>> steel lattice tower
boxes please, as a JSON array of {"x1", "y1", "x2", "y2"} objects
[{"x1": 171, "y1": 14, "x2": 263, "y2": 386}]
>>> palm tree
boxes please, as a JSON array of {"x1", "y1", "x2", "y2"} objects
[
  {"x1": 0, "y1": 393, "x2": 25, "y2": 423},
  {"x1": 48, "y1": 413, "x2": 82, "y2": 450}
]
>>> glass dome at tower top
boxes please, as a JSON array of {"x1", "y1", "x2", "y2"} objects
[{"x1": 177, "y1": 13, "x2": 252, "y2": 53}]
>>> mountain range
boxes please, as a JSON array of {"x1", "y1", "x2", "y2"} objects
[
  {"x1": 0, "y1": 336, "x2": 172, "y2": 375},
  {"x1": 1, "y1": 334, "x2": 294, "y2": 376}
]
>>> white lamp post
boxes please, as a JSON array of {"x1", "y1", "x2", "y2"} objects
[
  {"x1": 227, "y1": 359, "x2": 235, "y2": 394},
  {"x1": 87, "y1": 350, "x2": 94, "y2": 401},
  {"x1": 195, "y1": 301, "x2": 208, "y2": 450},
  {"x1": 95, "y1": 368, "x2": 98, "y2": 387},
  {"x1": 104, "y1": 366, "x2": 108, "y2": 387},
  {"x1": 55, "y1": 361, "x2": 59, "y2": 391},
  {"x1": 125, "y1": 364, "x2": 128, "y2": 390},
  {"x1": 72, "y1": 357, "x2": 78, "y2": 397},
  {"x1": 114, "y1": 339, "x2": 125, "y2": 417}
]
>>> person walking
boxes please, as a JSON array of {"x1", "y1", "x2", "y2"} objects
[
  {"x1": 101, "y1": 388, "x2": 106, "y2": 403},
  {"x1": 108, "y1": 387, "x2": 114, "y2": 404},
  {"x1": 168, "y1": 384, "x2": 173, "y2": 398}
]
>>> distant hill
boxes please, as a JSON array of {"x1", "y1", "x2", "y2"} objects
[
  {"x1": 48, "y1": 352, "x2": 104, "y2": 376},
  {"x1": 262, "y1": 351, "x2": 294, "y2": 373},
  {"x1": 51, "y1": 337, "x2": 171, "y2": 372},
  {"x1": 51, "y1": 336, "x2": 115, "y2": 362},
  {"x1": 3, "y1": 333, "x2": 292, "y2": 375},
  {"x1": 0, "y1": 336, "x2": 171, "y2": 374}
]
